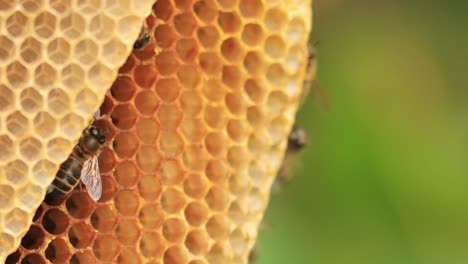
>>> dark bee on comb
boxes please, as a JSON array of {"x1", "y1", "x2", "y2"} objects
[{"x1": 133, "y1": 33, "x2": 151, "y2": 50}]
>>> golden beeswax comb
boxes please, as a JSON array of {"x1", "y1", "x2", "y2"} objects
[{"x1": 1, "y1": 0, "x2": 313, "y2": 263}]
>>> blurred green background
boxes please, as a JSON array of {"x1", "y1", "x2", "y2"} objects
[{"x1": 257, "y1": 1, "x2": 468, "y2": 263}]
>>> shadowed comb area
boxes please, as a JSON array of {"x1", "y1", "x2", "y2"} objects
[{"x1": 2, "y1": 0, "x2": 312, "y2": 263}]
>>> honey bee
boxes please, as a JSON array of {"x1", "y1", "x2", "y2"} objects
[
  {"x1": 273, "y1": 125, "x2": 308, "y2": 192},
  {"x1": 301, "y1": 41, "x2": 330, "y2": 111},
  {"x1": 46, "y1": 110, "x2": 106, "y2": 201},
  {"x1": 133, "y1": 31, "x2": 151, "y2": 50}
]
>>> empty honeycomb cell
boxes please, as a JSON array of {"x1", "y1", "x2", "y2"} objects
[
  {"x1": 248, "y1": 134, "x2": 268, "y2": 157},
  {"x1": 70, "y1": 251, "x2": 95, "y2": 264},
  {"x1": 42, "y1": 208, "x2": 69, "y2": 235},
  {"x1": 111, "y1": 103, "x2": 138, "y2": 130},
  {"x1": 5, "y1": 160, "x2": 28, "y2": 187},
  {"x1": 264, "y1": 8, "x2": 287, "y2": 32},
  {"x1": 244, "y1": 78, "x2": 266, "y2": 103},
  {"x1": 93, "y1": 234, "x2": 120, "y2": 262},
  {"x1": 60, "y1": 13, "x2": 85, "y2": 39},
  {"x1": 62, "y1": 64, "x2": 85, "y2": 90},
  {"x1": 206, "y1": 243, "x2": 229, "y2": 263},
  {"x1": 2, "y1": 117, "x2": 16, "y2": 140},
  {"x1": 196, "y1": 25, "x2": 220, "y2": 49},
  {"x1": 174, "y1": 12, "x2": 198, "y2": 37},
  {"x1": 201, "y1": 79, "x2": 225, "y2": 102},
  {"x1": 33, "y1": 112, "x2": 56, "y2": 139},
  {"x1": 136, "y1": 117, "x2": 160, "y2": 144},
  {"x1": 174, "y1": 0, "x2": 193, "y2": 10},
  {"x1": 160, "y1": 159, "x2": 184, "y2": 186},
  {"x1": 229, "y1": 171, "x2": 251, "y2": 196},
  {"x1": 206, "y1": 159, "x2": 229, "y2": 184},
  {"x1": 156, "y1": 78, "x2": 181, "y2": 103},
  {"x1": 111, "y1": 76, "x2": 137, "y2": 102},
  {"x1": 159, "y1": 131, "x2": 184, "y2": 157},
  {"x1": 138, "y1": 203, "x2": 165, "y2": 229},
  {"x1": 287, "y1": 16, "x2": 307, "y2": 42},
  {"x1": 205, "y1": 185, "x2": 231, "y2": 211},
  {"x1": 227, "y1": 201, "x2": 247, "y2": 224},
  {"x1": 0, "y1": 1, "x2": 14, "y2": 11},
  {"x1": 218, "y1": 11, "x2": 242, "y2": 34},
  {"x1": 60, "y1": 113, "x2": 84, "y2": 139},
  {"x1": 267, "y1": 63, "x2": 287, "y2": 86},
  {"x1": 0, "y1": 185, "x2": 14, "y2": 210},
  {"x1": 157, "y1": 104, "x2": 184, "y2": 130},
  {"x1": 176, "y1": 38, "x2": 199, "y2": 63},
  {"x1": 0, "y1": 85, "x2": 14, "y2": 111},
  {"x1": 31, "y1": 159, "x2": 55, "y2": 186},
  {"x1": 88, "y1": 62, "x2": 114, "y2": 88},
  {"x1": 230, "y1": 228, "x2": 248, "y2": 255},
  {"x1": 136, "y1": 145, "x2": 161, "y2": 172},
  {"x1": 5, "y1": 208, "x2": 28, "y2": 234},
  {"x1": 182, "y1": 145, "x2": 207, "y2": 171},
  {"x1": 34, "y1": 12, "x2": 56, "y2": 39},
  {"x1": 19, "y1": 37, "x2": 41, "y2": 64},
  {"x1": 221, "y1": 37, "x2": 244, "y2": 62},
  {"x1": 183, "y1": 173, "x2": 209, "y2": 200},
  {"x1": 154, "y1": 24, "x2": 177, "y2": 49},
  {"x1": 0, "y1": 36, "x2": 14, "y2": 61},
  {"x1": 5, "y1": 250, "x2": 20, "y2": 264},
  {"x1": 265, "y1": 35, "x2": 286, "y2": 59},
  {"x1": 0, "y1": 233, "x2": 14, "y2": 255},
  {"x1": 243, "y1": 51, "x2": 265, "y2": 76},
  {"x1": 114, "y1": 190, "x2": 140, "y2": 216},
  {"x1": 164, "y1": 245, "x2": 189, "y2": 264},
  {"x1": 115, "y1": 161, "x2": 139, "y2": 188},
  {"x1": 135, "y1": 90, "x2": 159, "y2": 116},
  {"x1": 177, "y1": 64, "x2": 201, "y2": 89},
  {"x1": 161, "y1": 188, "x2": 186, "y2": 214},
  {"x1": 181, "y1": 118, "x2": 208, "y2": 143},
  {"x1": 69, "y1": 222, "x2": 94, "y2": 249},
  {"x1": 116, "y1": 218, "x2": 141, "y2": 246},
  {"x1": 75, "y1": 39, "x2": 99, "y2": 65},
  {"x1": 98, "y1": 147, "x2": 115, "y2": 173},
  {"x1": 247, "y1": 105, "x2": 265, "y2": 128},
  {"x1": 0, "y1": 135, "x2": 14, "y2": 162},
  {"x1": 267, "y1": 90, "x2": 288, "y2": 115},
  {"x1": 45, "y1": 238, "x2": 70, "y2": 263},
  {"x1": 204, "y1": 106, "x2": 227, "y2": 129},
  {"x1": 247, "y1": 187, "x2": 264, "y2": 213},
  {"x1": 89, "y1": 13, "x2": 115, "y2": 40},
  {"x1": 199, "y1": 51, "x2": 222, "y2": 75},
  {"x1": 117, "y1": 247, "x2": 142, "y2": 264},
  {"x1": 90, "y1": 204, "x2": 118, "y2": 233},
  {"x1": 20, "y1": 0, "x2": 43, "y2": 13},
  {"x1": 113, "y1": 132, "x2": 139, "y2": 158},
  {"x1": 21, "y1": 253, "x2": 46, "y2": 264},
  {"x1": 47, "y1": 137, "x2": 71, "y2": 163},
  {"x1": 239, "y1": 0, "x2": 264, "y2": 18},
  {"x1": 16, "y1": 184, "x2": 43, "y2": 211},
  {"x1": 6, "y1": 11, "x2": 29, "y2": 37},
  {"x1": 75, "y1": 88, "x2": 100, "y2": 115},
  {"x1": 100, "y1": 175, "x2": 118, "y2": 202},
  {"x1": 100, "y1": 94, "x2": 115, "y2": 115},
  {"x1": 180, "y1": 90, "x2": 203, "y2": 117},
  {"x1": 222, "y1": 65, "x2": 242, "y2": 90},
  {"x1": 268, "y1": 116, "x2": 289, "y2": 143},
  {"x1": 193, "y1": 0, "x2": 217, "y2": 23},
  {"x1": 248, "y1": 160, "x2": 267, "y2": 187},
  {"x1": 66, "y1": 192, "x2": 95, "y2": 219},
  {"x1": 7, "y1": 61, "x2": 29, "y2": 87},
  {"x1": 35, "y1": 63, "x2": 57, "y2": 87},
  {"x1": 185, "y1": 229, "x2": 210, "y2": 255},
  {"x1": 241, "y1": 23, "x2": 263, "y2": 47},
  {"x1": 162, "y1": 217, "x2": 186, "y2": 243},
  {"x1": 139, "y1": 232, "x2": 165, "y2": 259},
  {"x1": 138, "y1": 174, "x2": 163, "y2": 201},
  {"x1": 155, "y1": 51, "x2": 180, "y2": 76},
  {"x1": 205, "y1": 132, "x2": 226, "y2": 157},
  {"x1": 227, "y1": 119, "x2": 248, "y2": 142},
  {"x1": 47, "y1": 38, "x2": 70, "y2": 64},
  {"x1": 184, "y1": 201, "x2": 209, "y2": 227},
  {"x1": 226, "y1": 93, "x2": 246, "y2": 116},
  {"x1": 76, "y1": 0, "x2": 101, "y2": 14},
  {"x1": 19, "y1": 137, "x2": 42, "y2": 162},
  {"x1": 285, "y1": 45, "x2": 304, "y2": 73},
  {"x1": 20, "y1": 88, "x2": 43, "y2": 113}
]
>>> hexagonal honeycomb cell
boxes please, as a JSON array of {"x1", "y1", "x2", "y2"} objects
[
  {"x1": 2, "y1": 0, "x2": 312, "y2": 263},
  {"x1": 0, "y1": 0, "x2": 157, "y2": 261}
]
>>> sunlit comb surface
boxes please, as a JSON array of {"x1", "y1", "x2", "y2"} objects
[{"x1": 1, "y1": 0, "x2": 312, "y2": 263}]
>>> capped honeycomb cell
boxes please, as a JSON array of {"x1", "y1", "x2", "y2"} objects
[{"x1": 3, "y1": 0, "x2": 313, "y2": 263}]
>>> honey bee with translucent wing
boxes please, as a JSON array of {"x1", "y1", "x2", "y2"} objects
[{"x1": 46, "y1": 109, "x2": 107, "y2": 201}]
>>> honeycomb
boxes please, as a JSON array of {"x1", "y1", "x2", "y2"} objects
[
  {"x1": 0, "y1": 1, "x2": 157, "y2": 261},
  {"x1": 2, "y1": 0, "x2": 312, "y2": 263}
]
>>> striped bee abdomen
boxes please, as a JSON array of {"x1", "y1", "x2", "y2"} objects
[{"x1": 46, "y1": 158, "x2": 83, "y2": 200}]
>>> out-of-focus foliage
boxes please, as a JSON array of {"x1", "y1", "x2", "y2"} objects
[{"x1": 258, "y1": 1, "x2": 468, "y2": 263}]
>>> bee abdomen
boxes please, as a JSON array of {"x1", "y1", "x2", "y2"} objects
[{"x1": 46, "y1": 158, "x2": 82, "y2": 200}]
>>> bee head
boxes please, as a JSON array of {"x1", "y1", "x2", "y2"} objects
[{"x1": 89, "y1": 126, "x2": 106, "y2": 144}]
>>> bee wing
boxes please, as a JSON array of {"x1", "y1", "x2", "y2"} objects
[
  {"x1": 93, "y1": 108, "x2": 101, "y2": 119},
  {"x1": 81, "y1": 156, "x2": 102, "y2": 201}
]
